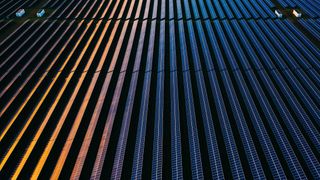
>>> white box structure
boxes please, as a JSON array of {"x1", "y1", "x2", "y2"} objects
[
  {"x1": 293, "y1": 10, "x2": 302, "y2": 17},
  {"x1": 16, "y1": 9, "x2": 25, "y2": 17},
  {"x1": 37, "y1": 9, "x2": 45, "y2": 17},
  {"x1": 275, "y1": 10, "x2": 282, "y2": 18}
]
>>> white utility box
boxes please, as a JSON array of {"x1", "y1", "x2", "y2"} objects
[
  {"x1": 16, "y1": 9, "x2": 25, "y2": 17},
  {"x1": 293, "y1": 10, "x2": 302, "y2": 17},
  {"x1": 37, "y1": 9, "x2": 45, "y2": 17},
  {"x1": 275, "y1": 10, "x2": 283, "y2": 18}
]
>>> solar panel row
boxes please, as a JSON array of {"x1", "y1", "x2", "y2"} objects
[{"x1": 1, "y1": 0, "x2": 278, "y2": 19}]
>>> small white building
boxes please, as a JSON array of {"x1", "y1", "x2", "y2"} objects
[
  {"x1": 275, "y1": 10, "x2": 283, "y2": 18},
  {"x1": 37, "y1": 9, "x2": 45, "y2": 17},
  {"x1": 293, "y1": 10, "x2": 302, "y2": 17},
  {"x1": 16, "y1": 9, "x2": 25, "y2": 17}
]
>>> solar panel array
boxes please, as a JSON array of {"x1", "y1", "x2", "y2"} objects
[
  {"x1": 277, "y1": 0, "x2": 320, "y2": 18},
  {"x1": 0, "y1": 0, "x2": 319, "y2": 179}
]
